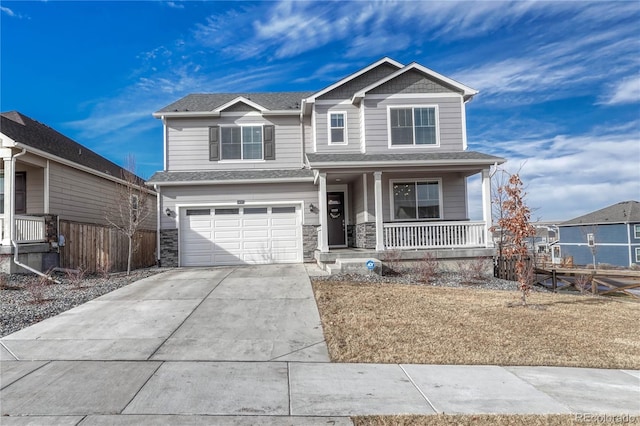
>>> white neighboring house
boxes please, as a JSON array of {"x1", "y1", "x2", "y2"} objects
[
  {"x1": 148, "y1": 57, "x2": 505, "y2": 269},
  {"x1": 0, "y1": 111, "x2": 156, "y2": 273}
]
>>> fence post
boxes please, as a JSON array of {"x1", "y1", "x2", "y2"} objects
[
  {"x1": 552, "y1": 269, "x2": 557, "y2": 292},
  {"x1": 591, "y1": 271, "x2": 597, "y2": 295}
]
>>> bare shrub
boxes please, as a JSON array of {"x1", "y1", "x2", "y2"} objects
[
  {"x1": 382, "y1": 249, "x2": 403, "y2": 276},
  {"x1": 96, "y1": 262, "x2": 112, "y2": 280},
  {"x1": 457, "y1": 258, "x2": 490, "y2": 284},
  {"x1": 412, "y1": 252, "x2": 440, "y2": 284},
  {"x1": 25, "y1": 274, "x2": 50, "y2": 303},
  {"x1": 66, "y1": 268, "x2": 87, "y2": 289},
  {"x1": 574, "y1": 274, "x2": 592, "y2": 294}
]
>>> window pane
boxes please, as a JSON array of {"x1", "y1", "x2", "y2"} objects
[
  {"x1": 417, "y1": 182, "x2": 440, "y2": 219},
  {"x1": 242, "y1": 126, "x2": 263, "y2": 159},
  {"x1": 414, "y1": 108, "x2": 436, "y2": 145},
  {"x1": 331, "y1": 128, "x2": 344, "y2": 143},
  {"x1": 330, "y1": 113, "x2": 344, "y2": 127},
  {"x1": 390, "y1": 109, "x2": 413, "y2": 145},
  {"x1": 244, "y1": 207, "x2": 268, "y2": 214},
  {"x1": 186, "y1": 209, "x2": 210, "y2": 216},
  {"x1": 221, "y1": 127, "x2": 241, "y2": 160},
  {"x1": 215, "y1": 208, "x2": 239, "y2": 215},
  {"x1": 272, "y1": 206, "x2": 296, "y2": 214},
  {"x1": 393, "y1": 183, "x2": 417, "y2": 219}
]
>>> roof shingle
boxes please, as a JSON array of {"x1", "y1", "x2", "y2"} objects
[{"x1": 562, "y1": 200, "x2": 640, "y2": 225}]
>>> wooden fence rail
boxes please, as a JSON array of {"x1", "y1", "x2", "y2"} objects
[{"x1": 58, "y1": 220, "x2": 156, "y2": 274}]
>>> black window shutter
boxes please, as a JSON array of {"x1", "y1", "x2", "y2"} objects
[
  {"x1": 209, "y1": 126, "x2": 219, "y2": 161},
  {"x1": 263, "y1": 125, "x2": 275, "y2": 160}
]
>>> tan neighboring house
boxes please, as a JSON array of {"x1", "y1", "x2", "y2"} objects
[
  {"x1": 149, "y1": 57, "x2": 506, "y2": 270},
  {"x1": 0, "y1": 111, "x2": 156, "y2": 273}
]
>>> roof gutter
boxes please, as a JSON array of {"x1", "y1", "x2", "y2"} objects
[
  {"x1": 147, "y1": 176, "x2": 315, "y2": 187},
  {"x1": 307, "y1": 159, "x2": 506, "y2": 169}
]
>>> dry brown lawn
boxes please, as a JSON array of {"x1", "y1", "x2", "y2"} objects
[
  {"x1": 353, "y1": 414, "x2": 579, "y2": 426},
  {"x1": 312, "y1": 281, "x2": 640, "y2": 369}
]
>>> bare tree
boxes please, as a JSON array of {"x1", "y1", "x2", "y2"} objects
[{"x1": 106, "y1": 155, "x2": 152, "y2": 275}]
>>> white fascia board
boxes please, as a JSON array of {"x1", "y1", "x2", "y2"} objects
[
  {"x1": 0, "y1": 132, "x2": 18, "y2": 149},
  {"x1": 11, "y1": 142, "x2": 156, "y2": 195},
  {"x1": 308, "y1": 159, "x2": 504, "y2": 169},
  {"x1": 152, "y1": 111, "x2": 221, "y2": 119},
  {"x1": 150, "y1": 177, "x2": 316, "y2": 186},
  {"x1": 352, "y1": 63, "x2": 479, "y2": 103},
  {"x1": 215, "y1": 96, "x2": 267, "y2": 113},
  {"x1": 262, "y1": 110, "x2": 302, "y2": 116},
  {"x1": 304, "y1": 57, "x2": 404, "y2": 104}
]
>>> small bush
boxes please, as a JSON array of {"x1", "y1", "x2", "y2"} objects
[
  {"x1": 412, "y1": 252, "x2": 440, "y2": 284},
  {"x1": 66, "y1": 268, "x2": 87, "y2": 289},
  {"x1": 96, "y1": 262, "x2": 112, "y2": 279},
  {"x1": 574, "y1": 274, "x2": 592, "y2": 294},
  {"x1": 382, "y1": 249, "x2": 403, "y2": 276},
  {"x1": 457, "y1": 258, "x2": 490, "y2": 284},
  {"x1": 25, "y1": 274, "x2": 50, "y2": 303}
]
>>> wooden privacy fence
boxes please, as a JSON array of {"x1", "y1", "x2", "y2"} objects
[
  {"x1": 58, "y1": 220, "x2": 156, "y2": 274},
  {"x1": 494, "y1": 256, "x2": 533, "y2": 281}
]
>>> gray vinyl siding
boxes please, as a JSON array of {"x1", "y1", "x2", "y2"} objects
[
  {"x1": 15, "y1": 163, "x2": 44, "y2": 214},
  {"x1": 380, "y1": 172, "x2": 467, "y2": 222},
  {"x1": 363, "y1": 96, "x2": 464, "y2": 153},
  {"x1": 313, "y1": 103, "x2": 361, "y2": 153},
  {"x1": 166, "y1": 115, "x2": 303, "y2": 171},
  {"x1": 352, "y1": 175, "x2": 365, "y2": 223},
  {"x1": 48, "y1": 162, "x2": 156, "y2": 229},
  {"x1": 159, "y1": 182, "x2": 319, "y2": 229}
]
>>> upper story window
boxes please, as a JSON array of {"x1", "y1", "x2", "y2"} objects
[
  {"x1": 634, "y1": 224, "x2": 640, "y2": 239},
  {"x1": 388, "y1": 106, "x2": 439, "y2": 147},
  {"x1": 329, "y1": 112, "x2": 347, "y2": 144},
  {"x1": 209, "y1": 124, "x2": 275, "y2": 161},
  {"x1": 221, "y1": 126, "x2": 263, "y2": 160},
  {"x1": 390, "y1": 179, "x2": 442, "y2": 220}
]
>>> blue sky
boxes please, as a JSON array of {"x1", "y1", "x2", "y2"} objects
[{"x1": 1, "y1": 0, "x2": 639, "y2": 221}]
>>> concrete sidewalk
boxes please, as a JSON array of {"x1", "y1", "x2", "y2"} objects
[{"x1": 1, "y1": 265, "x2": 639, "y2": 425}]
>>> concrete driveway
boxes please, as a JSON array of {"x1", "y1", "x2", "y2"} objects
[
  {"x1": 0, "y1": 264, "x2": 330, "y2": 362},
  {"x1": 1, "y1": 264, "x2": 638, "y2": 424}
]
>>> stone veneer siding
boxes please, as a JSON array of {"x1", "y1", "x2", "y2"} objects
[
  {"x1": 160, "y1": 229, "x2": 179, "y2": 267},
  {"x1": 355, "y1": 222, "x2": 376, "y2": 249},
  {"x1": 347, "y1": 225, "x2": 355, "y2": 248},
  {"x1": 302, "y1": 225, "x2": 318, "y2": 261}
]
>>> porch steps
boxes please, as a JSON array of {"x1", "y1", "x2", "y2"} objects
[{"x1": 326, "y1": 258, "x2": 382, "y2": 275}]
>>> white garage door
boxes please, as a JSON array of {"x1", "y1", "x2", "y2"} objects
[{"x1": 180, "y1": 205, "x2": 302, "y2": 266}]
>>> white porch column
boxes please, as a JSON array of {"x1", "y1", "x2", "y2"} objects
[
  {"x1": 318, "y1": 172, "x2": 329, "y2": 252},
  {"x1": 374, "y1": 171, "x2": 384, "y2": 251},
  {"x1": 481, "y1": 168, "x2": 493, "y2": 248},
  {"x1": 1, "y1": 154, "x2": 13, "y2": 245}
]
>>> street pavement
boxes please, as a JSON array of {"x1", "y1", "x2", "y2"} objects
[{"x1": 1, "y1": 264, "x2": 638, "y2": 425}]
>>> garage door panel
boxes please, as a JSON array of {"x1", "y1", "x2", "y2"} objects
[{"x1": 180, "y1": 205, "x2": 302, "y2": 266}]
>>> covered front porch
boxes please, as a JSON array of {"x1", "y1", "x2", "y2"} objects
[{"x1": 307, "y1": 153, "x2": 498, "y2": 268}]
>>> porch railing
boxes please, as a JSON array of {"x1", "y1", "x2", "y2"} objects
[
  {"x1": 384, "y1": 221, "x2": 486, "y2": 249},
  {"x1": 14, "y1": 215, "x2": 46, "y2": 243}
]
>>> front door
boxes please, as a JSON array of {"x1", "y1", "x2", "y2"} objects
[{"x1": 327, "y1": 192, "x2": 346, "y2": 246}]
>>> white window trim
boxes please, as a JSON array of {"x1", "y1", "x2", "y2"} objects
[
  {"x1": 387, "y1": 105, "x2": 440, "y2": 149},
  {"x1": 389, "y1": 178, "x2": 443, "y2": 221},
  {"x1": 636, "y1": 247, "x2": 640, "y2": 263},
  {"x1": 219, "y1": 123, "x2": 265, "y2": 161},
  {"x1": 328, "y1": 111, "x2": 348, "y2": 145},
  {"x1": 634, "y1": 224, "x2": 640, "y2": 239}
]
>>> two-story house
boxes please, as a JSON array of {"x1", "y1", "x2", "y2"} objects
[{"x1": 148, "y1": 58, "x2": 505, "y2": 269}]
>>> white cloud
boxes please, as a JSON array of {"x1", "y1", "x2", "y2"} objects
[
  {"x1": 599, "y1": 75, "x2": 640, "y2": 105},
  {"x1": 1, "y1": 6, "x2": 15, "y2": 16}
]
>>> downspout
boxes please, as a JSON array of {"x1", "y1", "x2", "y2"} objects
[
  {"x1": 155, "y1": 184, "x2": 161, "y2": 267},
  {"x1": 10, "y1": 148, "x2": 60, "y2": 282},
  {"x1": 300, "y1": 100, "x2": 306, "y2": 169}
]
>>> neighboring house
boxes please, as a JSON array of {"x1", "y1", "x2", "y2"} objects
[
  {"x1": 557, "y1": 200, "x2": 640, "y2": 268},
  {"x1": 148, "y1": 57, "x2": 505, "y2": 268},
  {"x1": 0, "y1": 111, "x2": 156, "y2": 273}
]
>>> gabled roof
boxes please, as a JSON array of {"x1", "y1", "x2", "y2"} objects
[
  {"x1": 303, "y1": 57, "x2": 404, "y2": 104},
  {"x1": 1, "y1": 111, "x2": 134, "y2": 180},
  {"x1": 154, "y1": 92, "x2": 313, "y2": 117},
  {"x1": 561, "y1": 201, "x2": 640, "y2": 226},
  {"x1": 352, "y1": 62, "x2": 479, "y2": 103}
]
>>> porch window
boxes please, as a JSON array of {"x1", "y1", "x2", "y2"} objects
[
  {"x1": 220, "y1": 126, "x2": 263, "y2": 160},
  {"x1": 329, "y1": 112, "x2": 346, "y2": 144},
  {"x1": 391, "y1": 179, "x2": 442, "y2": 220},
  {"x1": 389, "y1": 106, "x2": 438, "y2": 146}
]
